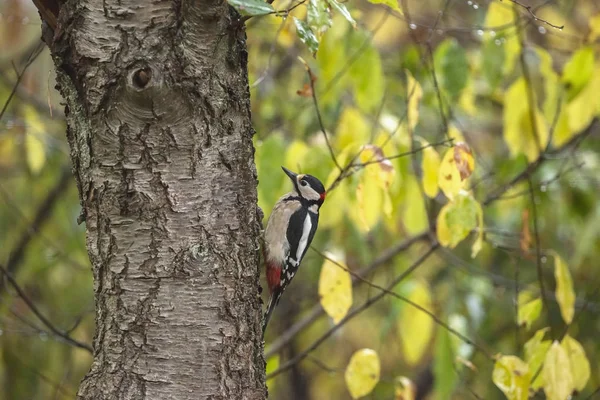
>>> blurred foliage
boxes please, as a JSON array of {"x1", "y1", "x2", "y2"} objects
[{"x1": 1, "y1": 0, "x2": 599, "y2": 399}]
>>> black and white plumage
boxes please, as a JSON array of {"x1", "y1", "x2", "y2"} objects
[{"x1": 262, "y1": 166, "x2": 326, "y2": 334}]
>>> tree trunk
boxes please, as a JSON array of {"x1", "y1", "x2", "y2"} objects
[{"x1": 37, "y1": 1, "x2": 266, "y2": 398}]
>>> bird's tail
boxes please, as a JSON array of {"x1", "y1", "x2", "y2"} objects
[{"x1": 262, "y1": 289, "x2": 282, "y2": 335}]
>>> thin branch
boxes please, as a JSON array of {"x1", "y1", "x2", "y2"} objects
[
  {"x1": 483, "y1": 119, "x2": 597, "y2": 206},
  {"x1": 514, "y1": 7, "x2": 542, "y2": 152},
  {"x1": 502, "y1": 0, "x2": 564, "y2": 30},
  {"x1": 312, "y1": 248, "x2": 494, "y2": 360},
  {"x1": 265, "y1": 231, "x2": 429, "y2": 358},
  {"x1": 2, "y1": 169, "x2": 72, "y2": 273},
  {"x1": 301, "y1": 60, "x2": 341, "y2": 171},
  {"x1": 525, "y1": 177, "x2": 550, "y2": 325},
  {"x1": 0, "y1": 264, "x2": 93, "y2": 353},
  {"x1": 358, "y1": 139, "x2": 454, "y2": 168},
  {"x1": 267, "y1": 244, "x2": 438, "y2": 379},
  {"x1": 0, "y1": 43, "x2": 45, "y2": 122}
]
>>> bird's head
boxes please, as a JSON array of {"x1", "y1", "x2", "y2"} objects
[{"x1": 282, "y1": 166, "x2": 326, "y2": 205}]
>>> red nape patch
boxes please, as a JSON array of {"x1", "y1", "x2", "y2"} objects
[
  {"x1": 266, "y1": 262, "x2": 281, "y2": 294},
  {"x1": 320, "y1": 192, "x2": 327, "y2": 201}
]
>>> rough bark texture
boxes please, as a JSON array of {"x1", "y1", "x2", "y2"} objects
[{"x1": 41, "y1": 1, "x2": 266, "y2": 398}]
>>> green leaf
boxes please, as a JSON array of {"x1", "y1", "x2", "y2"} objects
[
  {"x1": 227, "y1": 0, "x2": 274, "y2": 16},
  {"x1": 561, "y1": 335, "x2": 590, "y2": 392},
  {"x1": 367, "y1": 0, "x2": 400, "y2": 11},
  {"x1": 518, "y1": 297, "x2": 542, "y2": 330},
  {"x1": 307, "y1": 0, "x2": 332, "y2": 37},
  {"x1": 562, "y1": 47, "x2": 595, "y2": 101},
  {"x1": 434, "y1": 38, "x2": 469, "y2": 99},
  {"x1": 349, "y1": 32, "x2": 385, "y2": 113},
  {"x1": 524, "y1": 328, "x2": 551, "y2": 390},
  {"x1": 434, "y1": 329, "x2": 458, "y2": 398},
  {"x1": 543, "y1": 341, "x2": 574, "y2": 400},
  {"x1": 329, "y1": 0, "x2": 356, "y2": 28},
  {"x1": 437, "y1": 192, "x2": 481, "y2": 249},
  {"x1": 492, "y1": 355, "x2": 531, "y2": 400},
  {"x1": 553, "y1": 254, "x2": 575, "y2": 324},
  {"x1": 398, "y1": 280, "x2": 435, "y2": 365},
  {"x1": 294, "y1": 17, "x2": 320, "y2": 56},
  {"x1": 345, "y1": 349, "x2": 381, "y2": 399},
  {"x1": 482, "y1": 38, "x2": 505, "y2": 90}
]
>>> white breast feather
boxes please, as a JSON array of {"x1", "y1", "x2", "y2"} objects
[{"x1": 295, "y1": 214, "x2": 312, "y2": 263}]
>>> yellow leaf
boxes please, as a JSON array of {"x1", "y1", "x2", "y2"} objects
[
  {"x1": 356, "y1": 174, "x2": 382, "y2": 232},
  {"x1": 402, "y1": 175, "x2": 428, "y2": 234},
  {"x1": 318, "y1": 254, "x2": 352, "y2": 324},
  {"x1": 394, "y1": 376, "x2": 415, "y2": 400},
  {"x1": 345, "y1": 349, "x2": 380, "y2": 399},
  {"x1": 359, "y1": 144, "x2": 395, "y2": 189},
  {"x1": 436, "y1": 192, "x2": 480, "y2": 249},
  {"x1": 562, "y1": 47, "x2": 595, "y2": 100},
  {"x1": 438, "y1": 142, "x2": 474, "y2": 201},
  {"x1": 448, "y1": 124, "x2": 465, "y2": 143},
  {"x1": 421, "y1": 145, "x2": 440, "y2": 198},
  {"x1": 438, "y1": 148, "x2": 462, "y2": 200},
  {"x1": 503, "y1": 78, "x2": 549, "y2": 162},
  {"x1": 336, "y1": 107, "x2": 370, "y2": 152},
  {"x1": 543, "y1": 341, "x2": 574, "y2": 400},
  {"x1": 320, "y1": 167, "x2": 349, "y2": 229},
  {"x1": 492, "y1": 355, "x2": 531, "y2": 400},
  {"x1": 367, "y1": 0, "x2": 400, "y2": 12},
  {"x1": 518, "y1": 297, "x2": 542, "y2": 330},
  {"x1": 354, "y1": 144, "x2": 396, "y2": 231},
  {"x1": 398, "y1": 280, "x2": 435, "y2": 365},
  {"x1": 405, "y1": 70, "x2": 423, "y2": 131},
  {"x1": 459, "y1": 80, "x2": 477, "y2": 116},
  {"x1": 554, "y1": 254, "x2": 575, "y2": 324},
  {"x1": 566, "y1": 69, "x2": 600, "y2": 135},
  {"x1": 471, "y1": 199, "x2": 484, "y2": 258},
  {"x1": 524, "y1": 328, "x2": 550, "y2": 390},
  {"x1": 561, "y1": 335, "x2": 590, "y2": 392},
  {"x1": 23, "y1": 105, "x2": 46, "y2": 174},
  {"x1": 589, "y1": 13, "x2": 600, "y2": 42}
]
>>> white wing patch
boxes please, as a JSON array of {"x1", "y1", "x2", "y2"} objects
[{"x1": 295, "y1": 213, "x2": 312, "y2": 264}]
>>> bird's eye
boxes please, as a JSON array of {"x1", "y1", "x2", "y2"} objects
[{"x1": 300, "y1": 180, "x2": 308, "y2": 187}]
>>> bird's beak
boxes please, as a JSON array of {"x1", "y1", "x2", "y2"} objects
[{"x1": 281, "y1": 166, "x2": 298, "y2": 182}]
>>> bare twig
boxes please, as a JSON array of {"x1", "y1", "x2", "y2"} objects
[
  {"x1": 502, "y1": 0, "x2": 564, "y2": 30},
  {"x1": 0, "y1": 264, "x2": 93, "y2": 353},
  {"x1": 301, "y1": 61, "x2": 341, "y2": 171},
  {"x1": 0, "y1": 42, "x2": 45, "y2": 122}
]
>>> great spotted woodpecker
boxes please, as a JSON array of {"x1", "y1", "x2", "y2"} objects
[{"x1": 262, "y1": 166, "x2": 326, "y2": 334}]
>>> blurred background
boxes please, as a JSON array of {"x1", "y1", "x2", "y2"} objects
[{"x1": 0, "y1": 0, "x2": 599, "y2": 399}]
